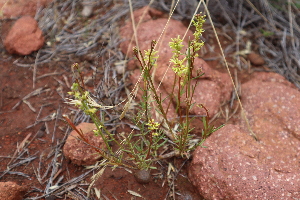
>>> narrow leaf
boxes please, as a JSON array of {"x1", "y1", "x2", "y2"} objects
[{"x1": 128, "y1": 190, "x2": 142, "y2": 198}]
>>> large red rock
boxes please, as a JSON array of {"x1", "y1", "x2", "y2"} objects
[
  {"x1": 0, "y1": 181, "x2": 28, "y2": 200},
  {"x1": 0, "y1": 0, "x2": 51, "y2": 19},
  {"x1": 120, "y1": 6, "x2": 232, "y2": 118},
  {"x1": 189, "y1": 72, "x2": 300, "y2": 199},
  {"x1": 63, "y1": 123, "x2": 107, "y2": 166},
  {"x1": 240, "y1": 72, "x2": 300, "y2": 139},
  {"x1": 189, "y1": 123, "x2": 300, "y2": 199},
  {"x1": 4, "y1": 16, "x2": 44, "y2": 55}
]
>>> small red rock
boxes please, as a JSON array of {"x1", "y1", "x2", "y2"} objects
[
  {"x1": 4, "y1": 16, "x2": 45, "y2": 55},
  {"x1": 134, "y1": 169, "x2": 151, "y2": 184},
  {"x1": 63, "y1": 122, "x2": 107, "y2": 166},
  {"x1": 0, "y1": 0, "x2": 53, "y2": 19},
  {"x1": 247, "y1": 52, "x2": 265, "y2": 66},
  {"x1": 0, "y1": 181, "x2": 28, "y2": 200},
  {"x1": 0, "y1": 0, "x2": 51, "y2": 19}
]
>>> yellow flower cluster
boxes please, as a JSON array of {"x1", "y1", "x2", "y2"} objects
[
  {"x1": 169, "y1": 13, "x2": 206, "y2": 78},
  {"x1": 146, "y1": 119, "x2": 160, "y2": 136}
]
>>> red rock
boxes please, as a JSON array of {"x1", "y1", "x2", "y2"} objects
[
  {"x1": 189, "y1": 123, "x2": 300, "y2": 199},
  {"x1": 189, "y1": 72, "x2": 300, "y2": 199},
  {"x1": 185, "y1": 79, "x2": 222, "y2": 116},
  {"x1": 0, "y1": 0, "x2": 51, "y2": 19},
  {"x1": 123, "y1": 6, "x2": 165, "y2": 27},
  {"x1": 247, "y1": 52, "x2": 265, "y2": 65},
  {"x1": 0, "y1": 181, "x2": 28, "y2": 200},
  {"x1": 120, "y1": 7, "x2": 232, "y2": 117},
  {"x1": 4, "y1": 16, "x2": 44, "y2": 55},
  {"x1": 63, "y1": 122, "x2": 107, "y2": 166},
  {"x1": 240, "y1": 72, "x2": 300, "y2": 139},
  {"x1": 251, "y1": 71, "x2": 295, "y2": 87}
]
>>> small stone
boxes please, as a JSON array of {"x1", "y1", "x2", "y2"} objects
[
  {"x1": 115, "y1": 61, "x2": 126, "y2": 74},
  {"x1": 4, "y1": 16, "x2": 45, "y2": 55},
  {"x1": 84, "y1": 76, "x2": 94, "y2": 87},
  {"x1": 63, "y1": 123, "x2": 107, "y2": 166},
  {"x1": 134, "y1": 170, "x2": 151, "y2": 184},
  {"x1": 36, "y1": 125, "x2": 46, "y2": 138},
  {"x1": 0, "y1": 182, "x2": 28, "y2": 200},
  {"x1": 82, "y1": 5, "x2": 93, "y2": 17},
  {"x1": 0, "y1": 0, "x2": 51, "y2": 19},
  {"x1": 247, "y1": 52, "x2": 265, "y2": 66}
]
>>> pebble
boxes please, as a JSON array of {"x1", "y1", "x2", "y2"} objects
[
  {"x1": 82, "y1": 4, "x2": 93, "y2": 17},
  {"x1": 247, "y1": 52, "x2": 265, "y2": 66},
  {"x1": 134, "y1": 169, "x2": 151, "y2": 184}
]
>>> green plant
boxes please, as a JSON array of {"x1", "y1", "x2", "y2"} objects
[
  {"x1": 260, "y1": 29, "x2": 274, "y2": 37},
  {"x1": 65, "y1": 13, "x2": 224, "y2": 171}
]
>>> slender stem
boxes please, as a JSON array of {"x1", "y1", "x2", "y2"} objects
[
  {"x1": 145, "y1": 131, "x2": 153, "y2": 160},
  {"x1": 146, "y1": 74, "x2": 175, "y2": 139},
  {"x1": 134, "y1": 49, "x2": 175, "y2": 140}
]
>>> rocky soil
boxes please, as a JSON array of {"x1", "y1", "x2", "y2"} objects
[{"x1": 0, "y1": 0, "x2": 299, "y2": 200}]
